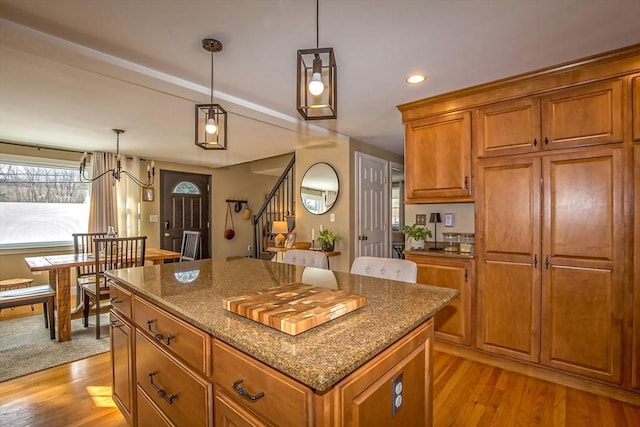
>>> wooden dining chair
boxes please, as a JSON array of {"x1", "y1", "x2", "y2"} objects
[
  {"x1": 82, "y1": 236, "x2": 146, "y2": 338},
  {"x1": 180, "y1": 230, "x2": 201, "y2": 261},
  {"x1": 72, "y1": 232, "x2": 112, "y2": 306}
]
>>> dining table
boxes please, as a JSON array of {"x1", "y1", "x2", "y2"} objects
[{"x1": 24, "y1": 248, "x2": 181, "y2": 342}]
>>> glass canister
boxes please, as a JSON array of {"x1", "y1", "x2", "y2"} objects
[
  {"x1": 442, "y1": 232, "x2": 460, "y2": 252},
  {"x1": 459, "y1": 233, "x2": 475, "y2": 254}
]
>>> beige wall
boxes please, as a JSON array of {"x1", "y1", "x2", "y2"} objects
[{"x1": 404, "y1": 203, "x2": 475, "y2": 242}]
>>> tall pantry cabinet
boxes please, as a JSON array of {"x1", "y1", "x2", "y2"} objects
[{"x1": 399, "y1": 44, "x2": 640, "y2": 396}]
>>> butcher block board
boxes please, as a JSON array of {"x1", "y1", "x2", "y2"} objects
[{"x1": 222, "y1": 283, "x2": 367, "y2": 335}]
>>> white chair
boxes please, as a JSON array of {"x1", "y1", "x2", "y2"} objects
[
  {"x1": 350, "y1": 256, "x2": 417, "y2": 283},
  {"x1": 282, "y1": 249, "x2": 329, "y2": 269}
]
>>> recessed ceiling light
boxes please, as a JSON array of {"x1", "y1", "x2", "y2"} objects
[{"x1": 405, "y1": 74, "x2": 426, "y2": 85}]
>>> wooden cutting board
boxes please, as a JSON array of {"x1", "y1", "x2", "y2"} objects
[{"x1": 222, "y1": 283, "x2": 367, "y2": 335}]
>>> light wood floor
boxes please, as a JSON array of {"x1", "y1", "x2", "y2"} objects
[{"x1": 0, "y1": 350, "x2": 639, "y2": 426}]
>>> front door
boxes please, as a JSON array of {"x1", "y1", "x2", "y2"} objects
[
  {"x1": 160, "y1": 170, "x2": 210, "y2": 258},
  {"x1": 355, "y1": 152, "x2": 388, "y2": 257}
]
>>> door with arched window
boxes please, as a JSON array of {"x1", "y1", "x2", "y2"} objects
[{"x1": 160, "y1": 170, "x2": 210, "y2": 258}]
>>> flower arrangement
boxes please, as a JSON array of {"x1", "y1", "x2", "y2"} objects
[{"x1": 401, "y1": 224, "x2": 432, "y2": 249}]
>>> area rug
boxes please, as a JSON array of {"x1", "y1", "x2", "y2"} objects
[{"x1": 0, "y1": 313, "x2": 110, "y2": 382}]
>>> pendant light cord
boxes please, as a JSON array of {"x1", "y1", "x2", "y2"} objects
[
  {"x1": 315, "y1": 0, "x2": 319, "y2": 48},
  {"x1": 210, "y1": 51, "x2": 214, "y2": 104}
]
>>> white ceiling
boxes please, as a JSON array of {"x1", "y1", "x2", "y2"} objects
[{"x1": 1, "y1": 0, "x2": 639, "y2": 168}]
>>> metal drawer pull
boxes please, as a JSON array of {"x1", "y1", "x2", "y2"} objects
[
  {"x1": 148, "y1": 371, "x2": 178, "y2": 404},
  {"x1": 110, "y1": 320, "x2": 122, "y2": 329},
  {"x1": 109, "y1": 296, "x2": 122, "y2": 304},
  {"x1": 146, "y1": 319, "x2": 176, "y2": 345},
  {"x1": 232, "y1": 379, "x2": 265, "y2": 401}
]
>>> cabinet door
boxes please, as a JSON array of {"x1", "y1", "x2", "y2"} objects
[
  {"x1": 541, "y1": 148, "x2": 623, "y2": 383},
  {"x1": 634, "y1": 144, "x2": 640, "y2": 391},
  {"x1": 476, "y1": 97, "x2": 541, "y2": 157},
  {"x1": 541, "y1": 79, "x2": 623, "y2": 150},
  {"x1": 404, "y1": 111, "x2": 472, "y2": 202},
  {"x1": 110, "y1": 310, "x2": 134, "y2": 424},
  {"x1": 633, "y1": 75, "x2": 640, "y2": 142},
  {"x1": 476, "y1": 157, "x2": 542, "y2": 362},
  {"x1": 407, "y1": 255, "x2": 472, "y2": 346}
]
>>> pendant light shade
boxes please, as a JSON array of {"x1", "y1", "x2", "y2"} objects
[
  {"x1": 296, "y1": 0, "x2": 337, "y2": 120},
  {"x1": 196, "y1": 38, "x2": 227, "y2": 150}
]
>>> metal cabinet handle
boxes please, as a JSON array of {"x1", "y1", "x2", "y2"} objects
[
  {"x1": 110, "y1": 320, "x2": 122, "y2": 329},
  {"x1": 148, "y1": 372, "x2": 177, "y2": 404},
  {"x1": 534, "y1": 254, "x2": 537, "y2": 268},
  {"x1": 232, "y1": 379, "x2": 265, "y2": 401},
  {"x1": 109, "y1": 296, "x2": 122, "y2": 304},
  {"x1": 533, "y1": 138, "x2": 538, "y2": 147},
  {"x1": 544, "y1": 137, "x2": 549, "y2": 145},
  {"x1": 146, "y1": 319, "x2": 176, "y2": 345},
  {"x1": 545, "y1": 255, "x2": 550, "y2": 269}
]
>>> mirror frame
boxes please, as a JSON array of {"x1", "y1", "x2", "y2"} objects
[{"x1": 300, "y1": 162, "x2": 340, "y2": 215}]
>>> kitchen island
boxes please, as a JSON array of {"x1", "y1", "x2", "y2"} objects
[{"x1": 105, "y1": 257, "x2": 458, "y2": 426}]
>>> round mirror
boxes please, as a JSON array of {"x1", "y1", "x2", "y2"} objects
[{"x1": 300, "y1": 162, "x2": 339, "y2": 215}]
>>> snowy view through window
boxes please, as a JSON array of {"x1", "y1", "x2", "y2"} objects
[{"x1": 0, "y1": 162, "x2": 90, "y2": 246}]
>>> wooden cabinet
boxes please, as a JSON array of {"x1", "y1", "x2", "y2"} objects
[
  {"x1": 334, "y1": 320, "x2": 433, "y2": 427},
  {"x1": 136, "y1": 330, "x2": 213, "y2": 426},
  {"x1": 634, "y1": 76, "x2": 640, "y2": 141},
  {"x1": 212, "y1": 340, "x2": 314, "y2": 427},
  {"x1": 404, "y1": 111, "x2": 472, "y2": 202},
  {"x1": 634, "y1": 144, "x2": 640, "y2": 391},
  {"x1": 476, "y1": 149, "x2": 624, "y2": 382},
  {"x1": 406, "y1": 254, "x2": 472, "y2": 346},
  {"x1": 476, "y1": 157, "x2": 541, "y2": 362},
  {"x1": 110, "y1": 310, "x2": 135, "y2": 425},
  {"x1": 476, "y1": 79, "x2": 623, "y2": 157}
]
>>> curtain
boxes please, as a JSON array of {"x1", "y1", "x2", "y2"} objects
[
  {"x1": 88, "y1": 151, "x2": 118, "y2": 234},
  {"x1": 116, "y1": 156, "x2": 142, "y2": 237},
  {"x1": 324, "y1": 190, "x2": 338, "y2": 208}
]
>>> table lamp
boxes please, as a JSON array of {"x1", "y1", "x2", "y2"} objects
[
  {"x1": 429, "y1": 212, "x2": 443, "y2": 251},
  {"x1": 272, "y1": 221, "x2": 289, "y2": 247}
]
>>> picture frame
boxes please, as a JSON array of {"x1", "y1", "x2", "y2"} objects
[
  {"x1": 285, "y1": 232, "x2": 296, "y2": 249},
  {"x1": 142, "y1": 187, "x2": 154, "y2": 202},
  {"x1": 444, "y1": 213, "x2": 455, "y2": 227}
]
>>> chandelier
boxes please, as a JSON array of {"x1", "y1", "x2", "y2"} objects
[
  {"x1": 79, "y1": 129, "x2": 155, "y2": 188},
  {"x1": 296, "y1": 0, "x2": 337, "y2": 120},
  {"x1": 195, "y1": 38, "x2": 228, "y2": 150}
]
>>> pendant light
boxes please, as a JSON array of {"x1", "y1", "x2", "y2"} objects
[
  {"x1": 296, "y1": 0, "x2": 337, "y2": 120},
  {"x1": 195, "y1": 38, "x2": 228, "y2": 150}
]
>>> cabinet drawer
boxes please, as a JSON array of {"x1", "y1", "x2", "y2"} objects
[
  {"x1": 134, "y1": 297, "x2": 211, "y2": 376},
  {"x1": 109, "y1": 280, "x2": 133, "y2": 319},
  {"x1": 137, "y1": 386, "x2": 174, "y2": 427},
  {"x1": 213, "y1": 340, "x2": 313, "y2": 427},
  {"x1": 136, "y1": 331, "x2": 212, "y2": 427}
]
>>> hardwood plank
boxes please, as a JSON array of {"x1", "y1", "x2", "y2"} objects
[{"x1": 1, "y1": 346, "x2": 639, "y2": 426}]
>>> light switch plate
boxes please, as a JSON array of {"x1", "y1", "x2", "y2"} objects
[
  {"x1": 415, "y1": 214, "x2": 426, "y2": 225},
  {"x1": 330, "y1": 213, "x2": 335, "y2": 222},
  {"x1": 149, "y1": 214, "x2": 158, "y2": 223}
]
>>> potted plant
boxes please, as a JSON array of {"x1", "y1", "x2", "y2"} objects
[
  {"x1": 401, "y1": 224, "x2": 432, "y2": 250},
  {"x1": 317, "y1": 228, "x2": 340, "y2": 251}
]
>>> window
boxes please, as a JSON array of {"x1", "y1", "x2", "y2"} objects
[{"x1": 0, "y1": 158, "x2": 90, "y2": 248}]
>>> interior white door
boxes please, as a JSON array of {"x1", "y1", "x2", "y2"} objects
[{"x1": 355, "y1": 152, "x2": 388, "y2": 257}]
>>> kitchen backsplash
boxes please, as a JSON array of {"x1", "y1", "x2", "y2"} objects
[{"x1": 404, "y1": 203, "x2": 475, "y2": 243}]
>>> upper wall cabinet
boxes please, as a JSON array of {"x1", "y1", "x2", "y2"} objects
[
  {"x1": 404, "y1": 111, "x2": 472, "y2": 203},
  {"x1": 476, "y1": 79, "x2": 623, "y2": 158}
]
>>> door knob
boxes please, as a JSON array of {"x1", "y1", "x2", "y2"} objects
[{"x1": 164, "y1": 232, "x2": 170, "y2": 237}]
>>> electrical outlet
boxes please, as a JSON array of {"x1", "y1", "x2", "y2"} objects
[
  {"x1": 415, "y1": 214, "x2": 426, "y2": 225},
  {"x1": 391, "y1": 372, "x2": 403, "y2": 417}
]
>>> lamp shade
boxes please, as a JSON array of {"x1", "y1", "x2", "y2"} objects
[
  {"x1": 271, "y1": 221, "x2": 289, "y2": 234},
  {"x1": 429, "y1": 213, "x2": 442, "y2": 223}
]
